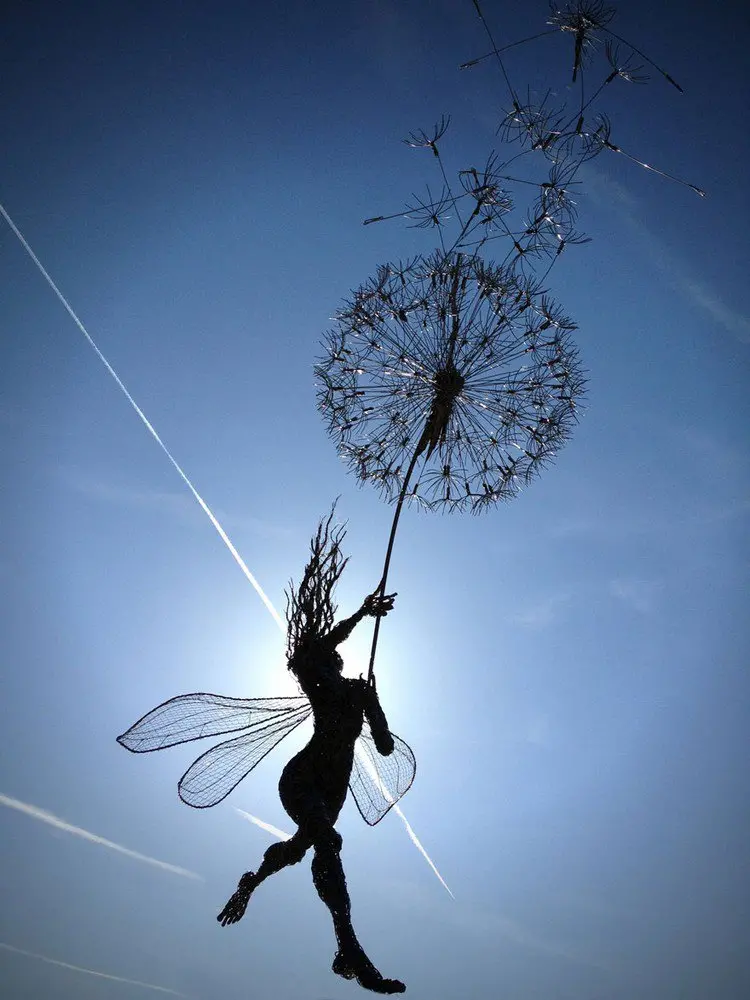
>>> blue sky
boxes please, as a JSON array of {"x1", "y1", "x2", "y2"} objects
[{"x1": 1, "y1": 1, "x2": 748, "y2": 998}]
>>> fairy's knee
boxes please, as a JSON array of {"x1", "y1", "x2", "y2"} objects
[
  {"x1": 264, "y1": 834, "x2": 308, "y2": 867},
  {"x1": 313, "y1": 826, "x2": 342, "y2": 854},
  {"x1": 286, "y1": 834, "x2": 310, "y2": 864}
]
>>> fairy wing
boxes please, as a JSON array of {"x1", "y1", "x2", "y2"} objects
[
  {"x1": 178, "y1": 703, "x2": 312, "y2": 808},
  {"x1": 349, "y1": 720, "x2": 417, "y2": 826},
  {"x1": 117, "y1": 693, "x2": 310, "y2": 752}
]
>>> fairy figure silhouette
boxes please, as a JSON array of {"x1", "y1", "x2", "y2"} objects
[{"x1": 117, "y1": 508, "x2": 414, "y2": 994}]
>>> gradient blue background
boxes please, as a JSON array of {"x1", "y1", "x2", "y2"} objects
[{"x1": 1, "y1": 1, "x2": 748, "y2": 998}]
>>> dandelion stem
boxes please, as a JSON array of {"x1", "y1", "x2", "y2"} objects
[
  {"x1": 435, "y1": 148, "x2": 464, "y2": 231},
  {"x1": 367, "y1": 445, "x2": 424, "y2": 686},
  {"x1": 604, "y1": 142, "x2": 706, "y2": 195},
  {"x1": 459, "y1": 30, "x2": 558, "y2": 69},
  {"x1": 469, "y1": 0, "x2": 518, "y2": 106},
  {"x1": 603, "y1": 28, "x2": 684, "y2": 92}
]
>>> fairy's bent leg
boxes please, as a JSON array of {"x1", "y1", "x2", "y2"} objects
[
  {"x1": 255, "y1": 832, "x2": 310, "y2": 885},
  {"x1": 219, "y1": 748, "x2": 319, "y2": 927},
  {"x1": 217, "y1": 831, "x2": 310, "y2": 927},
  {"x1": 311, "y1": 834, "x2": 405, "y2": 995}
]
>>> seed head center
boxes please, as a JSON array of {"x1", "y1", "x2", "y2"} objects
[{"x1": 433, "y1": 363, "x2": 465, "y2": 405}]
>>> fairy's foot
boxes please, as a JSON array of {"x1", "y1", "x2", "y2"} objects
[
  {"x1": 332, "y1": 950, "x2": 406, "y2": 994},
  {"x1": 217, "y1": 872, "x2": 257, "y2": 927}
]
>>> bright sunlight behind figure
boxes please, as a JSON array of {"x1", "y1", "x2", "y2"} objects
[
  {"x1": 4, "y1": 0, "x2": 736, "y2": 998},
  {"x1": 0, "y1": 198, "x2": 441, "y2": 875},
  {"x1": 119, "y1": 509, "x2": 416, "y2": 994}
]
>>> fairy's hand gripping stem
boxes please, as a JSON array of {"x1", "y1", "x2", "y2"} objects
[{"x1": 362, "y1": 591, "x2": 397, "y2": 619}]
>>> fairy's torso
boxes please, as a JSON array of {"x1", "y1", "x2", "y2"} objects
[{"x1": 289, "y1": 645, "x2": 367, "y2": 763}]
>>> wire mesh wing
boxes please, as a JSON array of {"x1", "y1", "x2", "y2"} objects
[
  {"x1": 116, "y1": 693, "x2": 310, "y2": 752},
  {"x1": 178, "y1": 703, "x2": 312, "y2": 808},
  {"x1": 349, "y1": 720, "x2": 417, "y2": 826}
]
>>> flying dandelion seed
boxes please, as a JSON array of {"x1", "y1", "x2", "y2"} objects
[{"x1": 548, "y1": 0, "x2": 616, "y2": 82}]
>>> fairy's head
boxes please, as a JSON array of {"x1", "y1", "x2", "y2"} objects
[{"x1": 285, "y1": 502, "x2": 348, "y2": 662}]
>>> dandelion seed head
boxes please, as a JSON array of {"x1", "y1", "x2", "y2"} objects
[{"x1": 316, "y1": 252, "x2": 586, "y2": 513}]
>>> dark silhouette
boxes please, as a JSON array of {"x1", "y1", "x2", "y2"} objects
[
  {"x1": 217, "y1": 513, "x2": 405, "y2": 994},
  {"x1": 117, "y1": 509, "x2": 412, "y2": 994}
]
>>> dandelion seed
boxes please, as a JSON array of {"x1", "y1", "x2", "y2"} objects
[{"x1": 403, "y1": 116, "x2": 451, "y2": 157}]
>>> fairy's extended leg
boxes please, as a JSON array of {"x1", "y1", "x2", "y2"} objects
[
  {"x1": 217, "y1": 831, "x2": 310, "y2": 927},
  {"x1": 311, "y1": 831, "x2": 405, "y2": 995}
]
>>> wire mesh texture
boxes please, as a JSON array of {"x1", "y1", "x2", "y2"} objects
[
  {"x1": 118, "y1": 690, "x2": 415, "y2": 822},
  {"x1": 350, "y1": 723, "x2": 417, "y2": 826},
  {"x1": 317, "y1": 250, "x2": 584, "y2": 514}
]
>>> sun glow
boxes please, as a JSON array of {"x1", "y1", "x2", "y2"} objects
[{"x1": 1, "y1": 203, "x2": 449, "y2": 897}]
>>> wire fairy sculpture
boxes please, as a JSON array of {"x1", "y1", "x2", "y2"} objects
[
  {"x1": 118, "y1": 508, "x2": 413, "y2": 994},
  {"x1": 316, "y1": 0, "x2": 703, "y2": 682}
]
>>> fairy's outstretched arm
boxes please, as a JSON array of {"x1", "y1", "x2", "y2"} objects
[{"x1": 323, "y1": 592, "x2": 396, "y2": 650}]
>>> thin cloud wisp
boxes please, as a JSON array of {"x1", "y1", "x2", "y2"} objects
[
  {"x1": 0, "y1": 793, "x2": 201, "y2": 881},
  {"x1": 0, "y1": 942, "x2": 190, "y2": 997}
]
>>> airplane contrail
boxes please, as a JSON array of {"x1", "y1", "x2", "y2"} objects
[
  {"x1": 0, "y1": 202, "x2": 283, "y2": 632},
  {"x1": 353, "y1": 747, "x2": 455, "y2": 898},
  {"x1": 394, "y1": 806, "x2": 454, "y2": 898},
  {"x1": 0, "y1": 793, "x2": 201, "y2": 881},
  {"x1": 236, "y1": 808, "x2": 293, "y2": 840},
  {"x1": 0, "y1": 942, "x2": 190, "y2": 997},
  {"x1": 1, "y1": 202, "x2": 452, "y2": 898}
]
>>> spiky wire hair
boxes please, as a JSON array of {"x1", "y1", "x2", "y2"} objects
[{"x1": 285, "y1": 504, "x2": 349, "y2": 659}]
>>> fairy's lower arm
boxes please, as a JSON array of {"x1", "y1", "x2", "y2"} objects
[{"x1": 364, "y1": 684, "x2": 395, "y2": 756}]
